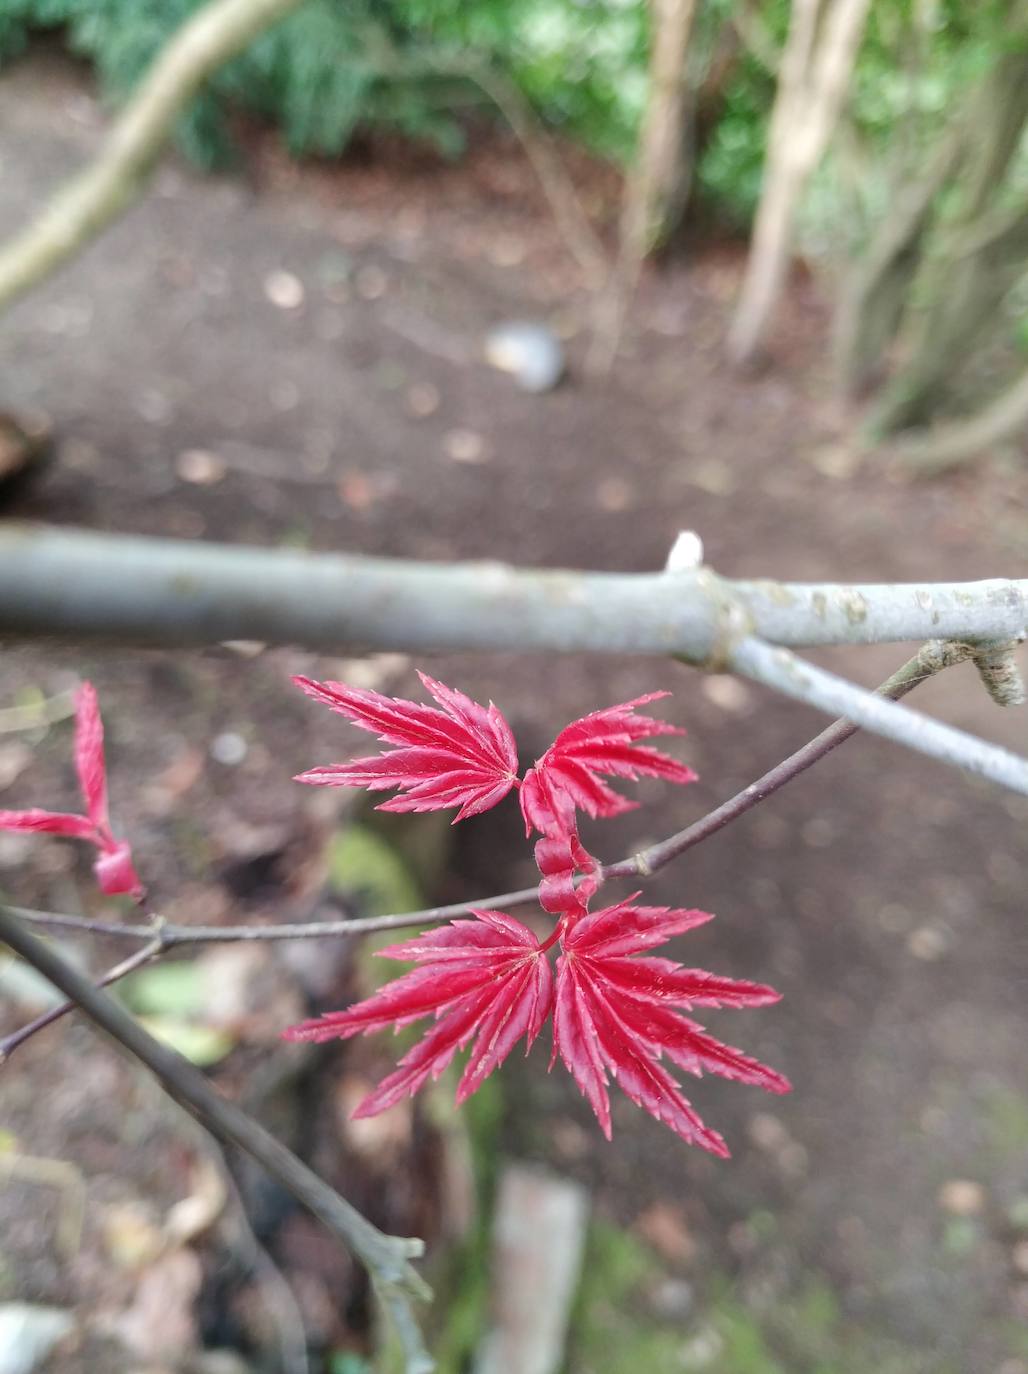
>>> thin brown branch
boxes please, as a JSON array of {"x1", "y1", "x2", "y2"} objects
[
  {"x1": 8, "y1": 894, "x2": 543, "y2": 949},
  {"x1": 0, "y1": 904, "x2": 434, "y2": 1374},
  {"x1": 460, "y1": 62, "x2": 609, "y2": 285}
]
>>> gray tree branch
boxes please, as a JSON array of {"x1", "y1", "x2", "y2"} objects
[
  {"x1": 729, "y1": 636, "x2": 1028, "y2": 795},
  {"x1": 2, "y1": 524, "x2": 1025, "y2": 653},
  {"x1": 0, "y1": 0, "x2": 307, "y2": 313},
  {"x1": 0, "y1": 903, "x2": 434, "y2": 1374},
  {"x1": 2, "y1": 523, "x2": 1025, "y2": 791}
]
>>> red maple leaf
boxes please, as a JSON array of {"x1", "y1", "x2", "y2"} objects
[
  {"x1": 282, "y1": 909, "x2": 554, "y2": 1114},
  {"x1": 553, "y1": 896, "x2": 790, "y2": 1155},
  {"x1": 292, "y1": 672, "x2": 519, "y2": 821},
  {"x1": 286, "y1": 672, "x2": 788, "y2": 1152},
  {"x1": 519, "y1": 692, "x2": 697, "y2": 841},
  {"x1": 0, "y1": 683, "x2": 144, "y2": 899}
]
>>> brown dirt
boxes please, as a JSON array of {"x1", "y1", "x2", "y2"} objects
[{"x1": 1, "y1": 50, "x2": 1027, "y2": 1374}]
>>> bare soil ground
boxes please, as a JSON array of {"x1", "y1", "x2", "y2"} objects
[{"x1": 1, "y1": 51, "x2": 1027, "y2": 1374}]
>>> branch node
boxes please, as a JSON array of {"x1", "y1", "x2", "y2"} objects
[
  {"x1": 916, "y1": 639, "x2": 974, "y2": 676},
  {"x1": 632, "y1": 850, "x2": 654, "y2": 878},
  {"x1": 149, "y1": 912, "x2": 170, "y2": 948},
  {"x1": 691, "y1": 571, "x2": 754, "y2": 673},
  {"x1": 970, "y1": 638, "x2": 1027, "y2": 708}
]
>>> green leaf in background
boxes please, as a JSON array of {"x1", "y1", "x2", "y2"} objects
[
  {"x1": 327, "y1": 825, "x2": 423, "y2": 919},
  {"x1": 328, "y1": 1353, "x2": 373, "y2": 1374},
  {"x1": 120, "y1": 960, "x2": 206, "y2": 1018},
  {"x1": 135, "y1": 1015, "x2": 235, "y2": 1066},
  {"x1": 121, "y1": 962, "x2": 236, "y2": 1064}
]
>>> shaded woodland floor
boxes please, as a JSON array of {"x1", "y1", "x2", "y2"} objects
[{"x1": 1, "y1": 50, "x2": 1027, "y2": 1374}]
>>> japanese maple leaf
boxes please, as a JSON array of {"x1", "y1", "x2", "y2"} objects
[
  {"x1": 519, "y1": 692, "x2": 697, "y2": 842},
  {"x1": 292, "y1": 671, "x2": 519, "y2": 821},
  {"x1": 0, "y1": 682, "x2": 144, "y2": 899},
  {"x1": 553, "y1": 896, "x2": 790, "y2": 1155},
  {"x1": 282, "y1": 909, "x2": 553, "y2": 1114}
]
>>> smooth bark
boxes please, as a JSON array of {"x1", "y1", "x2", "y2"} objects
[
  {"x1": 620, "y1": 0, "x2": 701, "y2": 264},
  {"x1": 728, "y1": 0, "x2": 871, "y2": 366}
]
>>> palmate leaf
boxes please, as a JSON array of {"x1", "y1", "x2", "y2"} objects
[
  {"x1": 283, "y1": 910, "x2": 553, "y2": 1113},
  {"x1": 287, "y1": 671, "x2": 789, "y2": 1153},
  {"x1": 520, "y1": 692, "x2": 697, "y2": 841},
  {"x1": 284, "y1": 896, "x2": 788, "y2": 1153},
  {"x1": 552, "y1": 897, "x2": 790, "y2": 1155},
  {"x1": 292, "y1": 671, "x2": 519, "y2": 821}
]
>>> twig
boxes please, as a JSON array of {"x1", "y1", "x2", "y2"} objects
[
  {"x1": 0, "y1": 904, "x2": 434, "y2": 1374},
  {"x1": 455, "y1": 61, "x2": 608, "y2": 285},
  {"x1": 3, "y1": 524, "x2": 1025, "y2": 789},
  {"x1": 729, "y1": 635, "x2": 1028, "y2": 795},
  {"x1": 0, "y1": 936, "x2": 161, "y2": 1063},
  {"x1": 610, "y1": 639, "x2": 972, "y2": 878},
  {"x1": 0, "y1": 0, "x2": 307, "y2": 313},
  {"x1": 5, "y1": 899, "x2": 542, "y2": 949}
]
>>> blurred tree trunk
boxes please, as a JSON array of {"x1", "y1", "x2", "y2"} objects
[
  {"x1": 589, "y1": 0, "x2": 700, "y2": 373},
  {"x1": 865, "y1": 30, "x2": 1028, "y2": 436},
  {"x1": 619, "y1": 0, "x2": 701, "y2": 266},
  {"x1": 887, "y1": 366, "x2": 1028, "y2": 474},
  {"x1": 691, "y1": 19, "x2": 745, "y2": 179},
  {"x1": 832, "y1": 129, "x2": 961, "y2": 400},
  {"x1": 727, "y1": 0, "x2": 871, "y2": 368}
]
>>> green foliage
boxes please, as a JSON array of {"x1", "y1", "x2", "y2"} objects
[
  {"x1": 566, "y1": 1221, "x2": 689, "y2": 1374},
  {"x1": 803, "y1": 0, "x2": 1028, "y2": 253},
  {"x1": 1, "y1": 0, "x2": 1023, "y2": 229},
  {"x1": 565, "y1": 1218, "x2": 959, "y2": 1374},
  {"x1": 326, "y1": 823, "x2": 424, "y2": 920},
  {"x1": 696, "y1": 47, "x2": 774, "y2": 224},
  {"x1": 0, "y1": 0, "x2": 649, "y2": 167}
]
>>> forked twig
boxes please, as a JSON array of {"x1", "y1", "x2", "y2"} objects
[{"x1": 0, "y1": 904, "x2": 434, "y2": 1374}]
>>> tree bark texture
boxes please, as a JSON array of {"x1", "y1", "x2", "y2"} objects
[
  {"x1": 727, "y1": 0, "x2": 871, "y2": 367},
  {"x1": 864, "y1": 23, "x2": 1028, "y2": 435},
  {"x1": 620, "y1": 0, "x2": 701, "y2": 265},
  {"x1": 888, "y1": 366, "x2": 1028, "y2": 473},
  {"x1": 832, "y1": 129, "x2": 961, "y2": 399}
]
